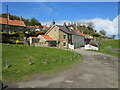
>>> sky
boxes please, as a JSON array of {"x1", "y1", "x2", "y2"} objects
[{"x1": 1, "y1": 2, "x2": 119, "y2": 35}]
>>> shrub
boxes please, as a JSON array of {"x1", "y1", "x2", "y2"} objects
[
  {"x1": 16, "y1": 40, "x2": 23, "y2": 44},
  {"x1": 92, "y1": 33, "x2": 101, "y2": 37},
  {"x1": 89, "y1": 41, "x2": 102, "y2": 47}
]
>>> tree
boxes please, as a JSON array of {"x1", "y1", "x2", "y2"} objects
[
  {"x1": 39, "y1": 25, "x2": 43, "y2": 29},
  {"x1": 100, "y1": 30, "x2": 106, "y2": 35},
  {"x1": 86, "y1": 22, "x2": 95, "y2": 29},
  {"x1": 94, "y1": 30, "x2": 97, "y2": 32},
  {"x1": 92, "y1": 33, "x2": 101, "y2": 37},
  {"x1": 23, "y1": 19, "x2": 30, "y2": 26},
  {"x1": 30, "y1": 18, "x2": 41, "y2": 26}
]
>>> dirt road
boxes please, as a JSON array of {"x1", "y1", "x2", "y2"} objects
[{"x1": 7, "y1": 48, "x2": 118, "y2": 88}]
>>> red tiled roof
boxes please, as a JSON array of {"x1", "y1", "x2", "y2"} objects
[
  {"x1": 31, "y1": 37, "x2": 38, "y2": 39},
  {"x1": 43, "y1": 25, "x2": 52, "y2": 30},
  {"x1": 27, "y1": 26, "x2": 40, "y2": 28},
  {"x1": 75, "y1": 29, "x2": 93, "y2": 39},
  {"x1": 36, "y1": 31, "x2": 45, "y2": 34},
  {"x1": 0, "y1": 17, "x2": 26, "y2": 27},
  {"x1": 43, "y1": 25, "x2": 47, "y2": 28},
  {"x1": 27, "y1": 25, "x2": 51, "y2": 30},
  {"x1": 40, "y1": 35, "x2": 56, "y2": 41}
]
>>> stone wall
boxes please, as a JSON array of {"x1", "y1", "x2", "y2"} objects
[
  {"x1": 46, "y1": 26, "x2": 69, "y2": 49},
  {"x1": 47, "y1": 26, "x2": 59, "y2": 41},
  {"x1": 72, "y1": 35, "x2": 84, "y2": 48},
  {"x1": 34, "y1": 42, "x2": 48, "y2": 47}
]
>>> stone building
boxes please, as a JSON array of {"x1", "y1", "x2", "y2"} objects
[
  {"x1": 0, "y1": 16, "x2": 26, "y2": 33},
  {"x1": 29, "y1": 21, "x2": 93, "y2": 49},
  {"x1": 29, "y1": 35, "x2": 56, "y2": 47},
  {"x1": 45, "y1": 22, "x2": 84, "y2": 49}
]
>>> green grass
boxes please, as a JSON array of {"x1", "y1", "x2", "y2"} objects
[
  {"x1": 2, "y1": 44, "x2": 82, "y2": 82},
  {"x1": 89, "y1": 40, "x2": 120, "y2": 57},
  {"x1": 0, "y1": 44, "x2": 2, "y2": 81}
]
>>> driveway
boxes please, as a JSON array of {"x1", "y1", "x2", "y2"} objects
[{"x1": 7, "y1": 47, "x2": 118, "y2": 88}]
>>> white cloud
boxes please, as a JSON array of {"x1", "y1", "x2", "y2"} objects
[
  {"x1": 80, "y1": 16, "x2": 119, "y2": 35},
  {"x1": 41, "y1": 16, "x2": 119, "y2": 35}
]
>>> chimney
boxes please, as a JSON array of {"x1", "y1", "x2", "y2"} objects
[
  {"x1": 51, "y1": 20, "x2": 55, "y2": 25},
  {"x1": 68, "y1": 23, "x2": 70, "y2": 26},
  {"x1": 71, "y1": 22, "x2": 73, "y2": 25},
  {"x1": 63, "y1": 22, "x2": 67, "y2": 27},
  {"x1": 74, "y1": 22, "x2": 76, "y2": 26}
]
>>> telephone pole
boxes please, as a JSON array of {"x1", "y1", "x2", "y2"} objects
[
  {"x1": 6, "y1": 4, "x2": 9, "y2": 36},
  {"x1": 6, "y1": 5, "x2": 8, "y2": 26}
]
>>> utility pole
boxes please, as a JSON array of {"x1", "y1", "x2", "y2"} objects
[
  {"x1": 6, "y1": 5, "x2": 9, "y2": 34},
  {"x1": 6, "y1": 5, "x2": 8, "y2": 27}
]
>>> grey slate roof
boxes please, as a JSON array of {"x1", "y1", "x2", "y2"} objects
[{"x1": 56, "y1": 25, "x2": 79, "y2": 35}]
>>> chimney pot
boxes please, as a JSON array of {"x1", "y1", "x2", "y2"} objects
[{"x1": 63, "y1": 22, "x2": 67, "y2": 27}]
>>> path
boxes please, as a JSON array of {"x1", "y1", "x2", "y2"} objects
[{"x1": 7, "y1": 47, "x2": 118, "y2": 88}]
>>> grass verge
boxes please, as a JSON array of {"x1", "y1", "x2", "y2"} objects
[
  {"x1": 2, "y1": 44, "x2": 82, "y2": 82},
  {"x1": 87, "y1": 40, "x2": 120, "y2": 57}
]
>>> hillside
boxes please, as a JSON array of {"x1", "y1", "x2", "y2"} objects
[
  {"x1": 99, "y1": 40, "x2": 120, "y2": 57},
  {"x1": 77, "y1": 26, "x2": 96, "y2": 35}
]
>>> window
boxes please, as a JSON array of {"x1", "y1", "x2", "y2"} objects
[
  {"x1": 63, "y1": 35, "x2": 66, "y2": 39},
  {"x1": 18, "y1": 27, "x2": 23, "y2": 29},
  {"x1": 63, "y1": 42, "x2": 66, "y2": 46},
  {"x1": 54, "y1": 29, "x2": 56, "y2": 32}
]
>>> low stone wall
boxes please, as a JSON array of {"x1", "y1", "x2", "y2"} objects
[{"x1": 34, "y1": 43, "x2": 48, "y2": 47}]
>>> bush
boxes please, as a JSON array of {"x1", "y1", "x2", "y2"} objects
[
  {"x1": 89, "y1": 41, "x2": 102, "y2": 47},
  {"x1": 92, "y1": 33, "x2": 101, "y2": 37},
  {"x1": 16, "y1": 40, "x2": 23, "y2": 44}
]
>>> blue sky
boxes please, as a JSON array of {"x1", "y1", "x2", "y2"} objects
[
  {"x1": 2, "y1": 2, "x2": 118, "y2": 22},
  {"x1": 1, "y1": 2, "x2": 119, "y2": 35}
]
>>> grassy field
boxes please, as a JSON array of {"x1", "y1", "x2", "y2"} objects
[
  {"x1": 0, "y1": 44, "x2": 2, "y2": 81},
  {"x1": 2, "y1": 44, "x2": 82, "y2": 82},
  {"x1": 98, "y1": 40, "x2": 119, "y2": 57}
]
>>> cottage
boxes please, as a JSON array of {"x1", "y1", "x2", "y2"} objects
[
  {"x1": 45, "y1": 22, "x2": 84, "y2": 49},
  {"x1": 29, "y1": 35, "x2": 56, "y2": 47},
  {"x1": 29, "y1": 21, "x2": 93, "y2": 49},
  {"x1": 0, "y1": 16, "x2": 26, "y2": 33},
  {"x1": 74, "y1": 29, "x2": 93, "y2": 45}
]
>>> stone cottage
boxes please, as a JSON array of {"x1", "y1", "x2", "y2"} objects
[
  {"x1": 29, "y1": 35, "x2": 56, "y2": 47},
  {"x1": 45, "y1": 22, "x2": 84, "y2": 49}
]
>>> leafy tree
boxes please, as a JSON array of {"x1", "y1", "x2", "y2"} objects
[
  {"x1": 92, "y1": 33, "x2": 101, "y2": 37},
  {"x1": 30, "y1": 18, "x2": 41, "y2": 26},
  {"x1": 100, "y1": 30, "x2": 106, "y2": 35},
  {"x1": 86, "y1": 22, "x2": 95, "y2": 29},
  {"x1": 39, "y1": 25, "x2": 43, "y2": 29}
]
